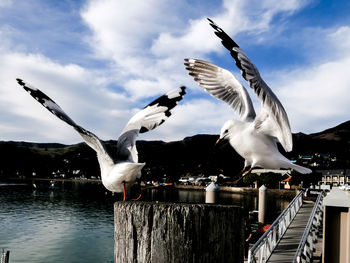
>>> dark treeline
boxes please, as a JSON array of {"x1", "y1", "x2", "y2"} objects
[{"x1": 1, "y1": 120, "x2": 350, "y2": 182}]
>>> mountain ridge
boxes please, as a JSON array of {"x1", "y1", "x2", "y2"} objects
[{"x1": 1, "y1": 120, "x2": 349, "y2": 180}]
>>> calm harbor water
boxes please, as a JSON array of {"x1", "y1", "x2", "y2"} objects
[{"x1": 0, "y1": 180, "x2": 291, "y2": 263}]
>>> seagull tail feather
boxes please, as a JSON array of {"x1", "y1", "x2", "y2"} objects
[{"x1": 290, "y1": 163, "x2": 312, "y2": 174}]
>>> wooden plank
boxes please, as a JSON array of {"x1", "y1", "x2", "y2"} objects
[{"x1": 267, "y1": 202, "x2": 314, "y2": 263}]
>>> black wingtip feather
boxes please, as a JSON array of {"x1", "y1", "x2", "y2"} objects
[
  {"x1": 16, "y1": 78, "x2": 81, "y2": 129},
  {"x1": 16, "y1": 78, "x2": 24, "y2": 86},
  {"x1": 16, "y1": 78, "x2": 36, "y2": 94},
  {"x1": 132, "y1": 86, "x2": 186, "y2": 135},
  {"x1": 139, "y1": 127, "x2": 149, "y2": 133},
  {"x1": 206, "y1": 19, "x2": 248, "y2": 80},
  {"x1": 179, "y1": 86, "x2": 186, "y2": 96},
  {"x1": 146, "y1": 86, "x2": 186, "y2": 110},
  {"x1": 207, "y1": 18, "x2": 240, "y2": 49}
]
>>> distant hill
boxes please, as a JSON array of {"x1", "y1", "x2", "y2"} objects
[
  {"x1": 1, "y1": 120, "x2": 350, "y2": 181},
  {"x1": 290, "y1": 121, "x2": 350, "y2": 158},
  {"x1": 310, "y1": 120, "x2": 350, "y2": 141},
  {"x1": 3, "y1": 141, "x2": 67, "y2": 149}
]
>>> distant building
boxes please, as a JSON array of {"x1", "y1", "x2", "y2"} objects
[
  {"x1": 299, "y1": 155, "x2": 313, "y2": 161},
  {"x1": 283, "y1": 176, "x2": 292, "y2": 189},
  {"x1": 318, "y1": 169, "x2": 350, "y2": 187},
  {"x1": 298, "y1": 153, "x2": 336, "y2": 168}
]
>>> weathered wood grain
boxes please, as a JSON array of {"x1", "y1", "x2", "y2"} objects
[{"x1": 114, "y1": 202, "x2": 244, "y2": 263}]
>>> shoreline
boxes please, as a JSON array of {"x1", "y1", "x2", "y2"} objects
[
  {"x1": 1, "y1": 177, "x2": 298, "y2": 199},
  {"x1": 174, "y1": 184, "x2": 298, "y2": 199},
  {"x1": 2, "y1": 176, "x2": 102, "y2": 183}
]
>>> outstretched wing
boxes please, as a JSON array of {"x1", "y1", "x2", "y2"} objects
[
  {"x1": 207, "y1": 18, "x2": 292, "y2": 152},
  {"x1": 16, "y1": 78, "x2": 114, "y2": 168},
  {"x1": 116, "y1": 86, "x2": 186, "y2": 163},
  {"x1": 184, "y1": 58, "x2": 256, "y2": 122}
]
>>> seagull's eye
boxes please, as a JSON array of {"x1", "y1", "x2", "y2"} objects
[{"x1": 224, "y1": 129, "x2": 228, "y2": 134}]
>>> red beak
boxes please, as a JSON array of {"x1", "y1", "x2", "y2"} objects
[{"x1": 215, "y1": 138, "x2": 223, "y2": 145}]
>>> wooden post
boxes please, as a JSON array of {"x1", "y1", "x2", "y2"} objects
[
  {"x1": 1, "y1": 250, "x2": 9, "y2": 263},
  {"x1": 258, "y1": 185, "x2": 267, "y2": 224},
  {"x1": 114, "y1": 202, "x2": 244, "y2": 263},
  {"x1": 205, "y1": 182, "x2": 219, "y2": 203}
]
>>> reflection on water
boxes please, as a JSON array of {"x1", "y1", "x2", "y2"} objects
[
  {"x1": 0, "y1": 182, "x2": 114, "y2": 263},
  {"x1": 0, "y1": 181, "x2": 291, "y2": 263}
]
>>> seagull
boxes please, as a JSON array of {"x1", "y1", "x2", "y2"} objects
[
  {"x1": 17, "y1": 78, "x2": 186, "y2": 199},
  {"x1": 184, "y1": 18, "x2": 311, "y2": 180}
]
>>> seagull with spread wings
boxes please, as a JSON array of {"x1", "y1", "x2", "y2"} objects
[
  {"x1": 17, "y1": 78, "x2": 186, "y2": 199},
  {"x1": 184, "y1": 18, "x2": 311, "y2": 180}
]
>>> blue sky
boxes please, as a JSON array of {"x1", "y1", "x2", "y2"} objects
[{"x1": 1, "y1": 0, "x2": 350, "y2": 144}]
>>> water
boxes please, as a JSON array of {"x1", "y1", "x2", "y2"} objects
[{"x1": 0, "y1": 181, "x2": 291, "y2": 262}]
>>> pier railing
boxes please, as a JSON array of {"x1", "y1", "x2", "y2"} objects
[
  {"x1": 292, "y1": 192, "x2": 324, "y2": 263},
  {"x1": 247, "y1": 190, "x2": 304, "y2": 263}
]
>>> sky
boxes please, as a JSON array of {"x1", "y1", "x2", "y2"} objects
[{"x1": 1, "y1": 0, "x2": 350, "y2": 144}]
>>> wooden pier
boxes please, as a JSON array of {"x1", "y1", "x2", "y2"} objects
[
  {"x1": 267, "y1": 202, "x2": 315, "y2": 262},
  {"x1": 247, "y1": 190, "x2": 325, "y2": 263}
]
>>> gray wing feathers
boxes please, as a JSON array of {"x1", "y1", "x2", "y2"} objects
[
  {"x1": 233, "y1": 48, "x2": 293, "y2": 152},
  {"x1": 116, "y1": 129, "x2": 139, "y2": 163},
  {"x1": 16, "y1": 78, "x2": 114, "y2": 167},
  {"x1": 75, "y1": 126, "x2": 114, "y2": 167},
  {"x1": 207, "y1": 19, "x2": 293, "y2": 152},
  {"x1": 184, "y1": 59, "x2": 256, "y2": 121}
]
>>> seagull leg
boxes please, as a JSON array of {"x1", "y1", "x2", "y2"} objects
[
  {"x1": 122, "y1": 181, "x2": 127, "y2": 201},
  {"x1": 235, "y1": 164, "x2": 251, "y2": 178},
  {"x1": 233, "y1": 167, "x2": 253, "y2": 185},
  {"x1": 132, "y1": 193, "x2": 142, "y2": 201},
  {"x1": 242, "y1": 167, "x2": 253, "y2": 177},
  {"x1": 131, "y1": 178, "x2": 142, "y2": 201},
  {"x1": 238, "y1": 166, "x2": 249, "y2": 177}
]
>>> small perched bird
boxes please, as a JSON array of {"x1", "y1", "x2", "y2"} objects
[
  {"x1": 17, "y1": 78, "x2": 186, "y2": 199},
  {"x1": 184, "y1": 18, "x2": 311, "y2": 180}
]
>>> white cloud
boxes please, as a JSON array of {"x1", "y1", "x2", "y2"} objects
[
  {"x1": 80, "y1": 0, "x2": 309, "y2": 100},
  {"x1": 0, "y1": 0, "x2": 11, "y2": 8},
  {"x1": 77, "y1": 0, "x2": 315, "y2": 143},
  {"x1": 152, "y1": 0, "x2": 309, "y2": 56},
  {"x1": 81, "y1": 0, "x2": 189, "y2": 99},
  {"x1": 2, "y1": 0, "x2": 350, "y2": 146},
  {"x1": 269, "y1": 27, "x2": 350, "y2": 134},
  {"x1": 140, "y1": 98, "x2": 235, "y2": 141},
  {"x1": 82, "y1": 0, "x2": 165, "y2": 59},
  {"x1": 328, "y1": 26, "x2": 350, "y2": 54},
  {"x1": 0, "y1": 49, "x2": 134, "y2": 143}
]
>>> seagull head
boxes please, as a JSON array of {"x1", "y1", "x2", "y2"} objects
[{"x1": 216, "y1": 120, "x2": 234, "y2": 145}]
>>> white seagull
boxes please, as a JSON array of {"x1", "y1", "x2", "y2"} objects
[
  {"x1": 184, "y1": 18, "x2": 311, "y2": 179},
  {"x1": 17, "y1": 78, "x2": 186, "y2": 199}
]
